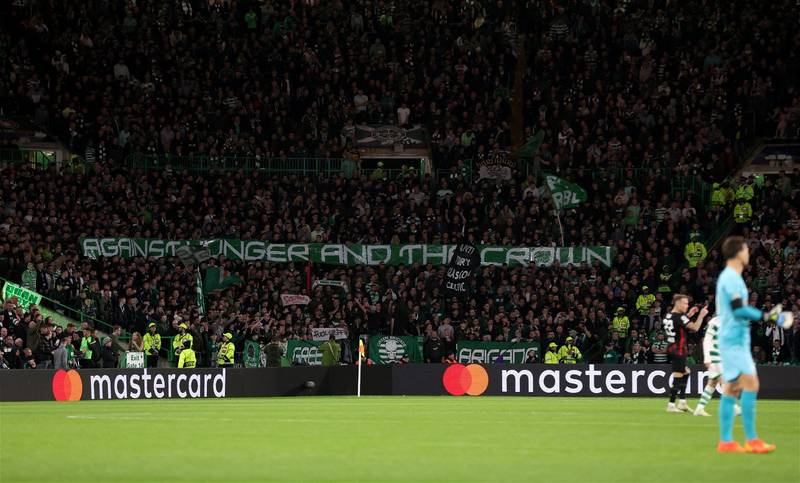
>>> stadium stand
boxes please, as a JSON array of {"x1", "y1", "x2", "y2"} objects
[{"x1": 0, "y1": 0, "x2": 798, "y2": 368}]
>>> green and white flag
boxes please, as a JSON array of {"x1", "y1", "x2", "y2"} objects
[
  {"x1": 243, "y1": 339, "x2": 261, "y2": 368},
  {"x1": 545, "y1": 175, "x2": 587, "y2": 210},
  {"x1": 195, "y1": 269, "x2": 206, "y2": 315},
  {"x1": 367, "y1": 336, "x2": 422, "y2": 364},
  {"x1": 203, "y1": 266, "x2": 243, "y2": 294},
  {"x1": 2, "y1": 281, "x2": 42, "y2": 308}
]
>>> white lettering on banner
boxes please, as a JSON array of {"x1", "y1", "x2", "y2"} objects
[
  {"x1": 398, "y1": 245, "x2": 423, "y2": 264},
  {"x1": 287, "y1": 244, "x2": 309, "y2": 262},
  {"x1": 91, "y1": 375, "x2": 112, "y2": 399},
  {"x1": 345, "y1": 245, "x2": 367, "y2": 265},
  {"x1": 606, "y1": 370, "x2": 625, "y2": 394},
  {"x1": 587, "y1": 364, "x2": 602, "y2": 394},
  {"x1": 291, "y1": 347, "x2": 323, "y2": 365},
  {"x1": 631, "y1": 370, "x2": 645, "y2": 393},
  {"x1": 142, "y1": 371, "x2": 152, "y2": 398},
  {"x1": 88, "y1": 370, "x2": 226, "y2": 399},
  {"x1": 100, "y1": 238, "x2": 118, "y2": 257},
  {"x1": 495, "y1": 366, "x2": 687, "y2": 395},
  {"x1": 246, "y1": 242, "x2": 266, "y2": 261},
  {"x1": 82, "y1": 238, "x2": 100, "y2": 257},
  {"x1": 479, "y1": 247, "x2": 503, "y2": 266},
  {"x1": 564, "y1": 370, "x2": 583, "y2": 393},
  {"x1": 267, "y1": 243, "x2": 287, "y2": 262},
  {"x1": 458, "y1": 347, "x2": 536, "y2": 364},
  {"x1": 189, "y1": 375, "x2": 200, "y2": 397},
  {"x1": 586, "y1": 247, "x2": 612, "y2": 267},
  {"x1": 153, "y1": 375, "x2": 165, "y2": 398},
  {"x1": 177, "y1": 375, "x2": 187, "y2": 398},
  {"x1": 501, "y1": 370, "x2": 535, "y2": 393},
  {"x1": 223, "y1": 240, "x2": 243, "y2": 261},
  {"x1": 129, "y1": 375, "x2": 141, "y2": 398},
  {"x1": 505, "y1": 248, "x2": 529, "y2": 266},
  {"x1": 697, "y1": 370, "x2": 709, "y2": 394},
  {"x1": 367, "y1": 245, "x2": 391, "y2": 265},
  {"x1": 321, "y1": 245, "x2": 344, "y2": 264},
  {"x1": 647, "y1": 370, "x2": 666, "y2": 394},
  {"x1": 149, "y1": 239, "x2": 164, "y2": 258},
  {"x1": 80, "y1": 239, "x2": 614, "y2": 267},
  {"x1": 311, "y1": 328, "x2": 349, "y2": 341},
  {"x1": 281, "y1": 294, "x2": 311, "y2": 306},
  {"x1": 422, "y1": 245, "x2": 449, "y2": 265},
  {"x1": 114, "y1": 374, "x2": 127, "y2": 399},
  {"x1": 539, "y1": 370, "x2": 559, "y2": 393},
  {"x1": 132, "y1": 239, "x2": 147, "y2": 257}
]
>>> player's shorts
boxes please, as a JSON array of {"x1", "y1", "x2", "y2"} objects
[
  {"x1": 670, "y1": 354, "x2": 687, "y2": 373},
  {"x1": 720, "y1": 346, "x2": 756, "y2": 382},
  {"x1": 706, "y1": 362, "x2": 723, "y2": 380}
]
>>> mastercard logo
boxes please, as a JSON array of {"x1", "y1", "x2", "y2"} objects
[
  {"x1": 442, "y1": 364, "x2": 488, "y2": 396},
  {"x1": 52, "y1": 369, "x2": 83, "y2": 401}
]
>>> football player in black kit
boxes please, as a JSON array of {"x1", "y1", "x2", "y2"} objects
[{"x1": 663, "y1": 294, "x2": 709, "y2": 412}]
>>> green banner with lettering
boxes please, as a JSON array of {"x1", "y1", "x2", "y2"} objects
[
  {"x1": 456, "y1": 341, "x2": 540, "y2": 364},
  {"x1": 80, "y1": 238, "x2": 612, "y2": 267},
  {"x1": 286, "y1": 340, "x2": 324, "y2": 366},
  {"x1": 367, "y1": 336, "x2": 422, "y2": 364},
  {"x1": 2, "y1": 281, "x2": 43, "y2": 308}
]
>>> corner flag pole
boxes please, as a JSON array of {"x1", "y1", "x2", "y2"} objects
[{"x1": 357, "y1": 338, "x2": 365, "y2": 397}]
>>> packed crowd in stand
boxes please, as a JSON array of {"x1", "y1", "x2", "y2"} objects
[
  {"x1": 1, "y1": 0, "x2": 800, "y2": 367},
  {"x1": 1, "y1": 164, "x2": 798, "y2": 368}
]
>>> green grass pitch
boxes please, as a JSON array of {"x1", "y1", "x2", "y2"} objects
[{"x1": 1, "y1": 397, "x2": 798, "y2": 482}]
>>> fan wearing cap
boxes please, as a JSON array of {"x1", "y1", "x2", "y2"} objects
[
  {"x1": 557, "y1": 336, "x2": 583, "y2": 364},
  {"x1": 177, "y1": 339, "x2": 196, "y2": 369},
  {"x1": 543, "y1": 342, "x2": 560, "y2": 364},
  {"x1": 143, "y1": 322, "x2": 161, "y2": 368},
  {"x1": 216, "y1": 333, "x2": 235, "y2": 368},
  {"x1": 172, "y1": 321, "x2": 193, "y2": 360},
  {"x1": 612, "y1": 307, "x2": 630, "y2": 338}
]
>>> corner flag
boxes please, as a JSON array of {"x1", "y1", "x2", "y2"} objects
[{"x1": 357, "y1": 338, "x2": 365, "y2": 397}]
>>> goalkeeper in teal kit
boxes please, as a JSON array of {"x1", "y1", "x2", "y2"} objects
[{"x1": 715, "y1": 237, "x2": 794, "y2": 454}]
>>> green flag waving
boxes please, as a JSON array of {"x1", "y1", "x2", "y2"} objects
[
  {"x1": 195, "y1": 268, "x2": 206, "y2": 315},
  {"x1": 203, "y1": 266, "x2": 243, "y2": 294},
  {"x1": 514, "y1": 130, "x2": 545, "y2": 158},
  {"x1": 545, "y1": 175, "x2": 587, "y2": 210}
]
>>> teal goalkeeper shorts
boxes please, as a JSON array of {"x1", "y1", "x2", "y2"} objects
[{"x1": 720, "y1": 345, "x2": 757, "y2": 382}]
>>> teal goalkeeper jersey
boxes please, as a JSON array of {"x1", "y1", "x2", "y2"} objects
[{"x1": 715, "y1": 266, "x2": 752, "y2": 350}]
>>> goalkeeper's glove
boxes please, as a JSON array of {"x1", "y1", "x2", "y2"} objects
[
  {"x1": 764, "y1": 304, "x2": 782, "y2": 323},
  {"x1": 778, "y1": 311, "x2": 795, "y2": 330},
  {"x1": 765, "y1": 304, "x2": 795, "y2": 329}
]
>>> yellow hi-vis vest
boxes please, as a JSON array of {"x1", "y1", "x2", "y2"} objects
[
  {"x1": 178, "y1": 348, "x2": 196, "y2": 368},
  {"x1": 217, "y1": 341, "x2": 235, "y2": 366}
]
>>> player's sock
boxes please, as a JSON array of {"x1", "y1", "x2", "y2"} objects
[
  {"x1": 697, "y1": 383, "x2": 715, "y2": 410},
  {"x1": 740, "y1": 390, "x2": 758, "y2": 440},
  {"x1": 718, "y1": 394, "x2": 736, "y2": 442},
  {"x1": 677, "y1": 377, "x2": 688, "y2": 401},
  {"x1": 668, "y1": 377, "x2": 681, "y2": 403}
]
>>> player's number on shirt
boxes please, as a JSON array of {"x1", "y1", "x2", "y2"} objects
[{"x1": 663, "y1": 317, "x2": 676, "y2": 343}]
